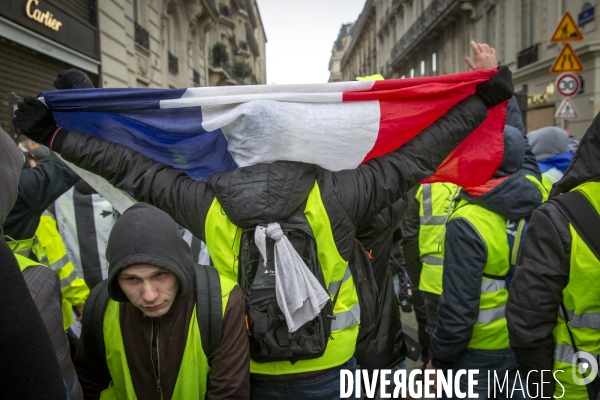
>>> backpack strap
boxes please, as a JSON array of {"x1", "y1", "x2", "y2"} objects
[
  {"x1": 552, "y1": 191, "x2": 600, "y2": 260},
  {"x1": 194, "y1": 264, "x2": 223, "y2": 363},
  {"x1": 81, "y1": 279, "x2": 110, "y2": 364}
]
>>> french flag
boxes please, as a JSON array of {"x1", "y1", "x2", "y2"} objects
[{"x1": 40, "y1": 69, "x2": 506, "y2": 188}]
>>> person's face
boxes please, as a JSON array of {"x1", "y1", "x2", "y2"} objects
[{"x1": 117, "y1": 264, "x2": 179, "y2": 317}]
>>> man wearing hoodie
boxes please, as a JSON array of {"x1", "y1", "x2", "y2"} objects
[
  {"x1": 14, "y1": 43, "x2": 512, "y2": 398},
  {"x1": 0, "y1": 127, "x2": 70, "y2": 399},
  {"x1": 74, "y1": 202, "x2": 249, "y2": 399},
  {"x1": 507, "y1": 113, "x2": 600, "y2": 399},
  {"x1": 527, "y1": 126, "x2": 573, "y2": 192},
  {"x1": 426, "y1": 97, "x2": 546, "y2": 399}
]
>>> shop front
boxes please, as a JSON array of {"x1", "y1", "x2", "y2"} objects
[{"x1": 0, "y1": 0, "x2": 100, "y2": 138}]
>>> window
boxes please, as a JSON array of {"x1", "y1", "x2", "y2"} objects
[
  {"x1": 221, "y1": 34, "x2": 228, "y2": 43},
  {"x1": 432, "y1": 52, "x2": 437, "y2": 74},
  {"x1": 486, "y1": 6, "x2": 497, "y2": 48},
  {"x1": 133, "y1": 0, "x2": 139, "y2": 24},
  {"x1": 410, "y1": 68, "x2": 415, "y2": 78},
  {"x1": 420, "y1": 60, "x2": 425, "y2": 76},
  {"x1": 522, "y1": 0, "x2": 536, "y2": 49},
  {"x1": 167, "y1": 12, "x2": 176, "y2": 54}
]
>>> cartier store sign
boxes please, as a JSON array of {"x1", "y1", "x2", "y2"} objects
[
  {"x1": 0, "y1": 0, "x2": 99, "y2": 60},
  {"x1": 26, "y1": 0, "x2": 63, "y2": 31}
]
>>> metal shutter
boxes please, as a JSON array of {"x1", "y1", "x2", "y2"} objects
[{"x1": 0, "y1": 38, "x2": 97, "y2": 140}]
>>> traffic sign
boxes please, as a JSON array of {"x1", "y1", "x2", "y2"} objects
[
  {"x1": 555, "y1": 98, "x2": 580, "y2": 120},
  {"x1": 551, "y1": 12, "x2": 584, "y2": 42},
  {"x1": 550, "y1": 44, "x2": 584, "y2": 73},
  {"x1": 555, "y1": 73, "x2": 581, "y2": 97}
]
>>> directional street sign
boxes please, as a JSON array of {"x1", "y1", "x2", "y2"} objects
[
  {"x1": 555, "y1": 98, "x2": 580, "y2": 120},
  {"x1": 550, "y1": 43, "x2": 584, "y2": 73},
  {"x1": 551, "y1": 12, "x2": 584, "y2": 42},
  {"x1": 555, "y1": 73, "x2": 581, "y2": 97}
]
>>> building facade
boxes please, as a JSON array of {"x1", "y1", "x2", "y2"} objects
[
  {"x1": 328, "y1": 23, "x2": 353, "y2": 82},
  {"x1": 0, "y1": 0, "x2": 101, "y2": 138},
  {"x1": 98, "y1": 0, "x2": 267, "y2": 89},
  {"x1": 333, "y1": 0, "x2": 599, "y2": 138}
]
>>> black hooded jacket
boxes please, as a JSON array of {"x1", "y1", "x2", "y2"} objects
[
  {"x1": 430, "y1": 97, "x2": 544, "y2": 369},
  {"x1": 506, "y1": 112, "x2": 600, "y2": 397},
  {"x1": 75, "y1": 203, "x2": 249, "y2": 400}
]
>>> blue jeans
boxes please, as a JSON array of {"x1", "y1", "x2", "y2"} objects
[
  {"x1": 250, "y1": 357, "x2": 357, "y2": 400},
  {"x1": 442, "y1": 349, "x2": 527, "y2": 400}
]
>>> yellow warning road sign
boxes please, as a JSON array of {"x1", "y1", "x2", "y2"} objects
[
  {"x1": 550, "y1": 12, "x2": 584, "y2": 42},
  {"x1": 550, "y1": 44, "x2": 584, "y2": 73}
]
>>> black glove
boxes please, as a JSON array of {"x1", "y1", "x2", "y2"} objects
[
  {"x1": 53, "y1": 68, "x2": 94, "y2": 89},
  {"x1": 12, "y1": 96, "x2": 57, "y2": 145},
  {"x1": 475, "y1": 65, "x2": 514, "y2": 109}
]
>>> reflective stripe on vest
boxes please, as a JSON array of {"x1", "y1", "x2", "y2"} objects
[
  {"x1": 552, "y1": 181, "x2": 600, "y2": 399},
  {"x1": 204, "y1": 182, "x2": 359, "y2": 375},
  {"x1": 447, "y1": 201, "x2": 510, "y2": 350},
  {"x1": 417, "y1": 183, "x2": 457, "y2": 295},
  {"x1": 100, "y1": 274, "x2": 236, "y2": 400}
]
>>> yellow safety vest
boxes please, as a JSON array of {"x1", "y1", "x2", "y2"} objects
[
  {"x1": 417, "y1": 183, "x2": 458, "y2": 295},
  {"x1": 204, "y1": 182, "x2": 360, "y2": 375},
  {"x1": 552, "y1": 181, "x2": 600, "y2": 400},
  {"x1": 446, "y1": 202, "x2": 510, "y2": 350},
  {"x1": 99, "y1": 274, "x2": 237, "y2": 400},
  {"x1": 445, "y1": 175, "x2": 546, "y2": 350},
  {"x1": 9, "y1": 211, "x2": 90, "y2": 330}
]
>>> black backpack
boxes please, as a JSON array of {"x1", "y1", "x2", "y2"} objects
[
  {"x1": 238, "y1": 206, "x2": 336, "y2": 364},
  {"x1": 81, "y1": 264, "x2": 223, "y2": 365}
]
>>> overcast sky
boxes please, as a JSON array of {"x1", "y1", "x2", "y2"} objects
[{"x1": 257, "y1": 0, "x2": 367, "y2": 84}]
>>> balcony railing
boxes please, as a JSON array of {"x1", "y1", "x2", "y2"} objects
[
  {"x1": 168, "y1": 52, "x2": 178, "y2": 74},
  {"x1": 391, "y1": 0, "x2": 458, "y2": 63},
  {"x1": 517, "y1": 44, "x2": 539, "y2": 69},
  {"x1": 193, "y1": 69, "x2": 200, "y2": 85},
  {"x1": 135, "y1": 22, "x2": 149, "y2": 50},
  {"x1": 220, "y1": 4, "x2": 232, "y2": 18},
  {"x1": 211, "y1": 60, "x2": 246, "y2": 85}
]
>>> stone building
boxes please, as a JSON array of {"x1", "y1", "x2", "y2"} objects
[
  {"x1": 98, "y1": 0, "x2": 267, "y2": 89},
  {"x1": 328, "y1": 23, "x2": 353, "y2": 82},
  {"x1": 333, "y1": 0, "x2": 600, "y2": 137}
]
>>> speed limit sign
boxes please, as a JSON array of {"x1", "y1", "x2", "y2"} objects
[{"x1": 555, "y1": 73, "x2": 580, "y2": 97}]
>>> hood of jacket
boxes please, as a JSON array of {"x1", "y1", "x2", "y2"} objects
[
  {"x1": 459, "y1": 106, "x2": 543, "y2": 220},
  {"x1": 207, "y1": 161, "x2": 319, "y2": 228},
  {"x1": 528, "y1": 126, "x2": 569, "y2": 161},
  {"x1": 105, "y1": 203, "x2": 195, "y2": 302},
  {"x1": 0, "y1": 128, "x2": 24, "y2": 230},
  {"x1": 552, "y1": 112, "x2": 600, "y2": 196}
]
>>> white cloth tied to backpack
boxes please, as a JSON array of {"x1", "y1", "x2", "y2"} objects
[{"x1": 255, "y1": 223, "x2": 330, "y2": 332}]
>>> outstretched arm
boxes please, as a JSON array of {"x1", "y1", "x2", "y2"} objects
[
  {"x1": 13, "y1": 97, "x2": 214, "y2": 241},
  {"x1": 325, "y1": 44, "x2": 512, "y2": 227},
  {"x1": 58, "y1": 131, "x2": 213, "y2": 241}
]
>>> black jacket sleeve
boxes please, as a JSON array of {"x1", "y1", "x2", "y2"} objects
[
  {"x1": 0, "y1": 239, "x2": 67, "y2": 400},
  {"x1": 506, "y1": 203, "x2": 571, "y2": 397},
  {"x1": 324, "y1": 94, "x2": 489, "y2": 227},
  {"x1": 400, "y1": 198, "x2": 421, "y2": 286},
  {"x1": 430, "y1": 217, "x2": 487, "y2": 369},
  {"x1": 3, "y1": 154, "x2": 80, "y2": 240},
  {"x1": 58, "y1": 131, "x2": 214, "y2": 241}
]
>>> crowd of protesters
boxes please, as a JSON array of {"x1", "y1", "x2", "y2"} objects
[{"x1": 0, "y1": 41, "x2": 598, "y2": 400}]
